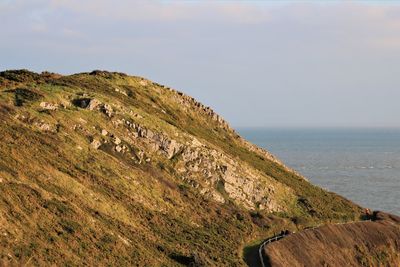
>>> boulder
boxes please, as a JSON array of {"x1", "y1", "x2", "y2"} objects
[
  {"x1": 114, "y1": 136, "x2": 122, "y2": 145},
  {"x1": 71, "y1": 98, "x2": 101, "y2": 110},
  {"x1": 102, "y1": 104, "x2": 113, "y2": 117},
  {"x1": 88, "y1": 99, "x2": 102, "y2": 110},
  {"x1": 114, "y1": 88, "x2": 128, "y2": 96},
  {"x1": 91, "y1": 139, "x2": 101, "y2": 149},
  {"x1": 165, "y1": 139, "x2": 182, "y2": 159},
  {"x1": 60, "y1": 100, "x2": 71, "y2": 109}
]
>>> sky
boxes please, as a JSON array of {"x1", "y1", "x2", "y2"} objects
[{"x1": 1, "y1": 0, "x2": 400, "y2": 128}]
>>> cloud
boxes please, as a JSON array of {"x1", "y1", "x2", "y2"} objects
[
  {"x1": 2, "y1": 0, "x2": 400, "y2": 127},
  {"x1": 42, "y1": 0, "x2": 276, "y2": 24}
]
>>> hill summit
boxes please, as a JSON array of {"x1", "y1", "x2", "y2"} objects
[{"x1": 0, "y1": 70, "x2": 361, "y2": 265}]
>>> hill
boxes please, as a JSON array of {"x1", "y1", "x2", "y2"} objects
[{"x1": 0, "y1": 70, "x2": 361, "y2": 266}]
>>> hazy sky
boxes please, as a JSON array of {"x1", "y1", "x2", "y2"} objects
[{"x1": 1, "y1": 0, "x2": 400, "y2": 128}]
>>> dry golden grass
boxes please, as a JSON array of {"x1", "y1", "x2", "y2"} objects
[{"x1": 0, "y1": 70, "x2": 363, "y2": 266}]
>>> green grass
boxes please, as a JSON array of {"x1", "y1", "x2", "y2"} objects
[{"x1": 0, "y1": 70, "x2": 363, "y2": 266}]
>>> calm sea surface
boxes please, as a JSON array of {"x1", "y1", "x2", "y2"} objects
[{"x1": 238, "y1": 128, "x2": 400, "y2": 215}]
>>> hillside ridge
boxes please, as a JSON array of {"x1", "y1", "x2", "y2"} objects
[{"x1": 0, "y1": 69, "x2": 361, "y2": 266}]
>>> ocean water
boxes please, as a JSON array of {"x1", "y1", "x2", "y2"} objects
[{"x1": 238, "y1": 128, "x2": 400, "y2": 215}]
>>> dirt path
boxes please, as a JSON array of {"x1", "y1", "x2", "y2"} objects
[
  {"x1": 243, "y1": 233, "x2": 288, "y2": 267},
  {"x1": 244, "y1": 219, "x2": 374, "y2": 267},
  {"x1": 258, "y1": 234, "x2": 288, "y2": 267}
]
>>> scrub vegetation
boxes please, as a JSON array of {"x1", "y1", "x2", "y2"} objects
[{"x1": 0, "y1": 70, "x2": 362, "y2": 266}]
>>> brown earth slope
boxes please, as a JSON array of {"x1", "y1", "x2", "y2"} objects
[{"x1": 264, "y1": 211, "x2": 400, "y2": 267}]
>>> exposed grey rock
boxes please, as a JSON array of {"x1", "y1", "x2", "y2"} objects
[
  {"x1": 88, "y1": 99, "x2": 102, "y2": 110},
  {"x1": 72, "y1": 98, "x2": 116, "y2": 118},
  {"x1": 60, "y1": 101, "x2": 71, "y2": 109},
  {"x1": 91, "y1": 139, "x2": 101, "y2": 149},
  {"x1": 40, "y1": 102, "x2": 59, "y2": 110},
  {"x1": 101, "y1": 129, "x2": 108, "y2": 136},
  {"x1": 72, "y1": 98, "x2": 95, "y2": 109},
  {"x1": 114, "y1": 136, "x2": 122, "y2": 145},
  {"x1": 114, "y1": 87, "x2": 128, "y2": 96},
  {"x1": 34, "y1": 120, "x2": 57, "y2": 132},
  {"x1": 118, "y1": 119, "x2": 285, "y2": 211},
  {"x1": 170, "y1": 89, "x2": 234, "y2": 132},
  {"x1": 102, "y1": 104, "x2": 113, "y2": 117},
  {"x1": 164, "y1": 139, "x2": 182, "y2": 159},
  {"x1": 112, "y1": 119, "x2": 124, "y2": 127},
  {"x1": 39, "y1": 123, "x2": 51, "y2": 131}
]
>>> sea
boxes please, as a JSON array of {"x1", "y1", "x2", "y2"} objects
[{"x1": 238, "y1": 128, "x2": 399, "y2": 216}]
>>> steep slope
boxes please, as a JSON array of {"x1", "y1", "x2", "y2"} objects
[
  {"x1": 264, "y1": 212, "x2": 400, "y2": 266},
  {"x1": 0, "y1": 70, "x2": 361, "y2": 266}
]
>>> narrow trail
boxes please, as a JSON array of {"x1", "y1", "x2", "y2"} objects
[
  {"x1": 257, "y1": 219, "x2": 373, "y2": 267},
  {"x1": 258, "y1": 234, "x2": 288, "y2": 267}
]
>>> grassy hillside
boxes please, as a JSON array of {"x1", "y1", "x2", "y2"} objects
[
  {"x1": 264, "y1": 212, "x2": 400, "y2": 266},
  {"x1": 0, "y1": 70, "x2": 361, "y2": 266}
]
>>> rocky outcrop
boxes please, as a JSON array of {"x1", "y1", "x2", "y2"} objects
[
  {"x1": 5, "y1": 79, "x2": 305, "y2": 213},
  {"x1": 163, "y1": 87, "x2": 235, "y2": 133},
  {"x1": 9, "y1": 90, "x2": 292, "y2": 212},
  {"x1": 122, "y1": 121, "x2": 184, "y2": 160},
  {"x1": 108, "y1": 117, "x2": 286, "y2": 211},
  {"x1": 74, "y1": 96, "x2": 286, "y2": 211},
  {"x1": 101, "y1": 104, "x2": 114, "y2": 117},
  {"x1": 40, "y1": 102, "x2": 59, "y2": 110},
  {"x1": 34, "y1": 121, "x2": 57, "y2": 132},
  {"x1": 72, "y1": 98, "x2": 114, "y2": 117},
  {"x1": 14, "y1": 114, "x2": 58, "y2": 133},
  {"x1": 155, "y1": 83, "x2": 304, "y2": 180},
  {"x1": 90, "y1": 139, "x2": 102, "y2": 149},
  {"x1": 87, "y1": 99, "x2": 102, "y2": 110}
]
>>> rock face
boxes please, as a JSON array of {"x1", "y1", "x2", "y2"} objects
[
  {"x1": 88, "y1": 115, "x2": 286, "y2": 211},
  {"x1": 169, "y1": 90, "x2": 234, "y2": 133}
]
